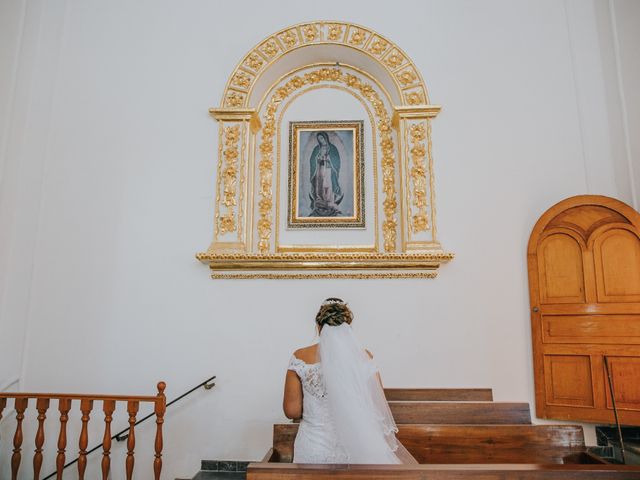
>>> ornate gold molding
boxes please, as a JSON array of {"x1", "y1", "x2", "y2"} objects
[
  {"x1": 200, "y1": 21, "x2": 453, "y2": 278},
  {"x1": 409, "y1": 122, "x2": 429, "y2": 233},
  {"x1": 395, "y1": 105, "x2": 441, "y2": 249},
  {"x1": 197, "y1": 252, "x2": 454, "y2": 276},
  {"x1": 218, "y1": 125, "x2": 240, "y2": 234},
  {"x1": 274, "y1": 81, "x2": 381, "y2": 252},
  {"x1": 211, "y1": 272, "x2": 439, "y2": 279},
  {"x1": 257, "y1": 66, "x2": 398, "y2": 253},
  {"x1": 209, "y1": 109, "x2": 254, "y2": 246},
  {"x1": 221, "y1": 21, "x2": 429, "y2": 109}
]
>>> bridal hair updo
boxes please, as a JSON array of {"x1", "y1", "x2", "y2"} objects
[{"x1": 315, "y1": 298, "x2": 353, "y2": 329}]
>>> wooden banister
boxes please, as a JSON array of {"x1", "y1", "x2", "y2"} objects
[
  {"x1": 126, "y1": 400, "x2": 139, "y2": 479},
  {"x1": 154, "y1": 382, "x2": 166, "y2": 479},
  {"x1": 33, "y1": 397, "x2": 50, "y2": 479},
  {"x1": 77, "y1": 398, "x2": 93, "y2": 479},
  {"x1": 11, "y1": 397, "x2": 28, "y2": 480},
  {"x1": 101, "y1": 399, "x2": 115, "y2": 480},
  {"x1": 56, "y1": 398, "x2": 71, "y2": 480},
  {"x1": 0, "y1": 382, "x2": 167, "y2": 480}
]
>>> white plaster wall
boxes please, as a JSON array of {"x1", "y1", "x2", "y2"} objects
[
  {"x1": 610, "y1": 0, "x2": 640, "y2": 208},
  {"x1": 0, "y1": 0, "x2": 638, "y2": 478},
  {"x1": 0, "y1": 0, "x2": 27, "y2": 387}
]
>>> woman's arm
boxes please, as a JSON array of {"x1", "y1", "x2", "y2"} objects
[{"x1": 283, "y1": 369, "x2": 303, "y2": 419}]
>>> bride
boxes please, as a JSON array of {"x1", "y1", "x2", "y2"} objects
[{"x1": 283, "y1": 298, "x2": 416, "y2": 464}]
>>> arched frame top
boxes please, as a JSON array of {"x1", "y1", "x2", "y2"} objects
[
  {"x1": 221, "y1": 21, "x2": 430, "y2": 109},
  {"x1": 528, "y1": 195, "x2": 640, "y2": 254},
  {"x1": 198, "y1": 21, "x2": 453, "y2": 278}
]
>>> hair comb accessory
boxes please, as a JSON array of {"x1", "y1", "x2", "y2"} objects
[{"x1": 322, "y1": 297, "x2": 345, "y2": 306}]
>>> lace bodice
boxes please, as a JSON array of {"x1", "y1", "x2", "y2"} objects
[
  {"x1": 287, "y1": 354, "x2": 348, "y2": 463},
  {"x1": 288, "y1": 356, "x2": 326, "y2": 399}
]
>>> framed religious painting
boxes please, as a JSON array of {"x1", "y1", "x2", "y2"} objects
[{"x1": 288, "y1": 120, "x2": 365, "y2": 229}]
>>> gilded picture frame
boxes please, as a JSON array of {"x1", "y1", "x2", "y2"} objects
[{"x1": 288, "y1": 120, "x2": 365, "y2": 229}]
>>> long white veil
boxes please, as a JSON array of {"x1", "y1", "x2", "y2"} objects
[{"x1": 318, "y1": 323, "x2": 401, "y2": 464}]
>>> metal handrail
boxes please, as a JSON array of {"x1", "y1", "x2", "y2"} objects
[
  {"x1": 42, "y1": 375, "x2": 216, "y2": 480},
  {"x1": 0, "y1": 375, "x2": 20, "y2": 392}
]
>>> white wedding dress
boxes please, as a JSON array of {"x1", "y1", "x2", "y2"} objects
[
  {"x1": 287, "y1": 355, "x2": 350, "y2": 463},
  {"x1": 286, "y1": 323, "x2": 411, "y2": 464}
]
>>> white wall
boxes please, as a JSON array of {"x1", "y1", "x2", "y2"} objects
[
  {"x1": 609, "y1": 0, "x2": 640, "y2": 208},
  {"x1": 0, "y1": 0, "x2": 638, "y2": 478}
]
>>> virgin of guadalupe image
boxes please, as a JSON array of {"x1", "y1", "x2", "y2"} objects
[{"x1": 309, "y1": 132, "x2": 344, "y2": 217}]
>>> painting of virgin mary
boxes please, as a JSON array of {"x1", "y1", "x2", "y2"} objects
[
  {"x1": 288, "y1": 120, "x2": 364, "y2": 229},
  {"x1": 309, "y1": 131, "x2": 344, "y2": 217}
]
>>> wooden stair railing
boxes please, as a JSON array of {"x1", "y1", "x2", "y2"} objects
[{"x1": 0, "y1": 382, "x2": 166, "y2": 480}]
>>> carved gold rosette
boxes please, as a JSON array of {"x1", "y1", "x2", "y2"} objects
[{"x1": 199, "y1": 21, "x2": 452, "y2": 278}]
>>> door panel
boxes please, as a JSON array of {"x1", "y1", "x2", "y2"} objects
[
  {"x1": 538, "y1": 233, "x2": 585, "y2": 304},
  {"x1": 604, "y1": 357, "x2": 640, "y2": 411},
  {"x1": 541, "y1": 314, "x2": 640, "y2": 344},
  {"x1": 594, "y1": 228, "x2": 640, "y2": 302},
  {"x1": 543, "y1": 355, "x2": 594, "y2": 407}
]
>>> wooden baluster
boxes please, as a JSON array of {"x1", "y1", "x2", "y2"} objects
[
  {"x1": 77, "y1": 398, "x2": 93, "y2": 480},
  {"x1": 125, "y1": 400, "x2": 139, "y2": 480},
  {"x1": 33, "y1": 398, "x2": 50, "y2": 479},
  {"x1": 11, "y1": 398, "x2": 28, "y2": 480},
  {"x1": 101, "y1": 399, "x2": 115, "y2": 480},
  {"x1": 56, "y1": 398, "x2": 72, "y2": 480},
  {"x1": 154, "y1": 382, "x2": 166, "y2": 480},
  {"x1": 0, "y1": 398, "x2": 6, "y2": 453}
]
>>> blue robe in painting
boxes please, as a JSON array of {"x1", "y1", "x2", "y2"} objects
[{"x1": 309, "y1": 143, "x2": 343, "y2": 216}]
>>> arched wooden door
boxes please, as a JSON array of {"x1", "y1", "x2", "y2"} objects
[{"x1": 528, "y1": 195, "x2": 640, "y2": 424}]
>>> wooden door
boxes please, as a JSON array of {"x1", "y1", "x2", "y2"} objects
[{"x1": 528, "y1": 195, "x2": 640, "y2": 424}]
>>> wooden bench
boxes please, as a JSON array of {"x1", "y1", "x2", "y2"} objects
[
  {"x1": 251, "y1": 424, "x2": 640, "y2": 478},
  {"x1": 247, "y1": 462, "x2": 640, "y2": 479},
  {"x1": 389, "y1": 401, "x2": 531, "y2": 424},
  {"x1": 384, "y1": 388, "x2": 493, "y2": 402},
  {"x1": 248, "y1": 389, "x2": 640, "y2": 478},
  {"x1": 270, "y1": 423, "x2": 588, "y2": 464},
  {"x1": 396, "y1": 424, "x2": 584, "y2": 464}
]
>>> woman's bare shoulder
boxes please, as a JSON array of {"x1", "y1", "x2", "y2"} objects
[{"x1": 293, "y1": 344, "x2": 319, "y2": 363}]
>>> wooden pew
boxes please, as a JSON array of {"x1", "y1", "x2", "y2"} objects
[
  {"x1": 396, "y1": 424, "x2": 584, "y2": 464},
  {"x1": 389, "y1": 401, "x2": 531, "y2": 424},
  {"x1": 247, "y1": 463, "x2": 640, "y2": 479},
  {"x1": 249, "y1": 390, "x2": 640, "y2": 478},
  {"x1": 384, "y1": 388, "x2": 493, "y2": 401},
  {"x1": 270, "y1": 423, "x2": 588, "y2": 464},
  {"x1": 249, "y1": 424, "x2": 640, "y2": 478}
]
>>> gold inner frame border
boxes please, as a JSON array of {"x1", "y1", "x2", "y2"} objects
[{"x1": 287, "y1": 121, "x2": 365, "y2": 227}]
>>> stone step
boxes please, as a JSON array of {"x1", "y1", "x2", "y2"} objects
[
  {"x1": 191, "y1": 472, "x2": 246, "y2": 480},
  {"x1": 188, "y1": 460, "x2": 248, "y2": 480}
]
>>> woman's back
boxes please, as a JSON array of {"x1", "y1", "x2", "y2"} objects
[{"x1": 287, "y1": 345, "x2": 349, "y2": 463}]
